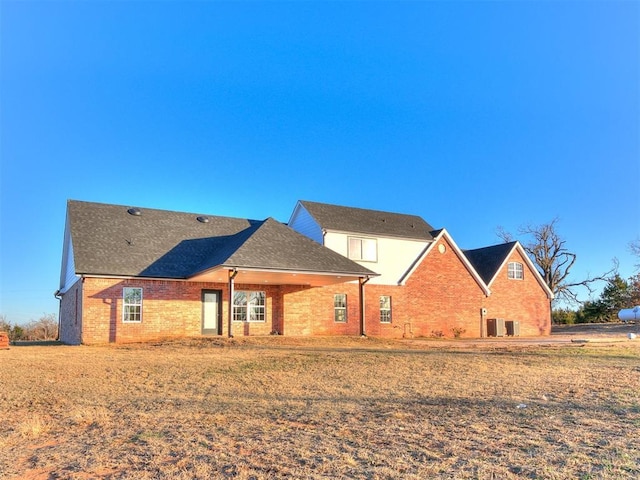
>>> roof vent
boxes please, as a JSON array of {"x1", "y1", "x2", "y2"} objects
[
  {"x1": 127, "y1": 207, "x2": 142, "y2": 216},
  {"x1": 196, "y1": 216, "x2": 210, "y2": 223}
]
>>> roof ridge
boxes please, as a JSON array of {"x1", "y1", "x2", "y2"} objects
[
  {"x1": 300, "y1": 199, "x2": 423, "y2": 218},
  {"x1": 299, "y1": 200, "x2": 435, "y2": 240},
  {"x1": 67, "y1": 199, "x2": 260, "y2": 223}
]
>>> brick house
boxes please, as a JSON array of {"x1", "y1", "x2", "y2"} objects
[{"x1": 57, "y1": 200, "x2": 553, "y2": 344}]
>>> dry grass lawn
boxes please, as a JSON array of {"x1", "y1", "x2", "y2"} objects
[{"x1": 1, "y1": 335, "x2": 639, "y2": 479}]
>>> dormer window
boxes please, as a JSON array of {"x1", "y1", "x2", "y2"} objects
[
  {"x1": 348, "y1": 237, "x2": 377, "y2": 262},
  {"x1": 508, "y1": 262, "x2": 524, "y2": 280}
]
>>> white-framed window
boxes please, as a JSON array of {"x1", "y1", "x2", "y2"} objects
[
  {"x1": 123, "y1": 287, "x2": 143, "y2": 323},
  {"x1": 348, "y1": 237, "x2": 377, "y2": 262},
  {"x1": 380, "y1": 295, "x2": 392, "y2": 323},
  {"x1": 233, "y1": 291, "x2": 266, "y2": 322},
  {"x1": 334, "y1": 294, "x2": 347, "y2": 322},
  {"x1": 508, "y1": 262, "x2": 524, "y2": 280}
]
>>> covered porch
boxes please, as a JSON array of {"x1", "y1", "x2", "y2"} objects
[{"x1": 190, "y1": 266, "x2": 375, "y2": 337}]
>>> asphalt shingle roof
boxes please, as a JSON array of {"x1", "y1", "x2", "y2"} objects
[
  {"x1": 67, "y1": 200, "x2": 375, "y2": 279},
  {"x1": 219, "y1": 218, "x2": 377, "y2": 275},
  {"x1": 299, "y1": 200, "x2": 435, "y2": 240},
  {"x1": 464, "y1": 242, "x2": 517, "y2": 285}
]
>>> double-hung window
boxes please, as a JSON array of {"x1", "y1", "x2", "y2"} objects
[
  {"x1": 123, "y1": 287, "x2": 143, "y2": 323},
  {"x1": 507, "y1": 262, "x2": 524, "y2": 280},
  {"x1": 380, "y1": 296, "x2": 392, "y2": 323},
  {"x1": 233, "y1": 291, "x2": 266, "y2": 322},
  {"x1": 348, "y1": 237, "x2": 377, "y2": 262},
  {"x1": 334, "y1": 294, "x2": 347, "y2": 322}
]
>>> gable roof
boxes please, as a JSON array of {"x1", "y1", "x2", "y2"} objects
[
  {"x1": 464, "y1": 241, "x2": 554, "y2": 299},
  {"x1": 296, "y1": 200, "x2": 435, "y2": 240},
  {"x1": 65, "y1": 200, "x2": 376, "y2": 282},
  {"x1": 464, "y1": 242, "x2": 518, "y2": 285}
]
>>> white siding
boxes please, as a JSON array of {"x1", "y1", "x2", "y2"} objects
[
  {"x1": 59, "y1": 225, "x2": 80, "y2": 293},
  {"x1": 288, "y1": 203, "x2": 324, "y2": 244},
  {"x1": 324, "y1": 231, "x2": 429, "y2": 285}
]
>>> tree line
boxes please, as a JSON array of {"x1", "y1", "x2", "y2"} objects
[
  {"x1": 0, "y1": 313, "x2": 58, "y2": 342},
  {"x1": 553, "y1": 273, "x2": 640, "y2": 324}
]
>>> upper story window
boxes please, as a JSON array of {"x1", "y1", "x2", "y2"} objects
[
  {"x1": 123, "y1": 287, "x2": 143, "y2": 323},
  {"x1": 348, "y1": 237, "x2": 377, "y2": 262},
  {"x1": 233, "y1": 291, "x2": 266, "y2": 322},
  {"x1": 508, "y1": 262, "x2": 524, "y2": 280}
]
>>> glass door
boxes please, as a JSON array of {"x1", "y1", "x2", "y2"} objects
[{"x1": 202, "y1": 290, "x2": 222, "y2": 335}]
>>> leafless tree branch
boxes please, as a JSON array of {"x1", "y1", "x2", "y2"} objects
[
  {"x1": 630, "y1": 238, "x2": 640, "y2": 271},
  {"x1": 496, "y1": 226, "x2": 514, "y2": 243},
  {"x1": 497, "y1": 218, "x2": 614, "y2": 305}
]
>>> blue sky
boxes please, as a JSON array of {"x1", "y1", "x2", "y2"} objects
[{"x1": 1, "y1": 1, "x2": 639, "y2": 324}]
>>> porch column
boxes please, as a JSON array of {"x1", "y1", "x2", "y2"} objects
[
  {"x1": 228, "y1": 269, "x2": 238, "y2": 338},
  {"x1": 359, "y1": 276, "x2": 370, "y2": 337}
]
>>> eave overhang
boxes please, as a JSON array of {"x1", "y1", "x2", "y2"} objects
[{"x1": 189, "y1": 266, "x2": 378, "y2": 286}]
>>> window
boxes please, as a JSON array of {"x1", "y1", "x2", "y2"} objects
[
  {"x1": 348, "y1": 237, "x2": 377, "y2": 262},
  {"x1": 508, "y1": 262, "x2": 524, "y2": 280},
  {"x1": 123, "y1": 287, "x2": 142, "y2": 323},
  {"x1": 233, "y1": 291, "x2": 266, "y2": 322},
  {"x1": 334, "y1": 294, "x2": 347, "y2": 322},
  {"x1": 380, "y1": 296, "x2": 392, "y2": 323}
]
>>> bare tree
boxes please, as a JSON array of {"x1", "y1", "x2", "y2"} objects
[
  {"x1": 630, "y1": 237, "x2": 640, "y2": 271},
  {"x1": 25, "y1": 313, "x2": 58, "y2": 341},
  {"x1": 0, "y1": 314, "x2": 9, "y2": 333},
  {"x1": 497, "y1": 218, "x2": 615, "y2": 304}
]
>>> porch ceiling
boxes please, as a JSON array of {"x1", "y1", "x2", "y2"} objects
[{"x1": 189, "y1": 267, "x2": 364, "y2": 286}]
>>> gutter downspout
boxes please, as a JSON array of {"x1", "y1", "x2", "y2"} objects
[
  {"x1": 359, "y1": 276, "x2": 371, "y2": 337},
  {"x1": 228, "y1": 269, "x2": 238, "y2": 338},
  {"x1": 54, "y1": 289, "x2": 62, "y2": 341}
]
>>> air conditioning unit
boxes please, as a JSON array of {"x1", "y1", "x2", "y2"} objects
[
  {"x1": 505, "y1": 320, "x2": 520, "y2": 337},
  {"x1": 487, "y1": 318, "x2": 505, "y2": 337}
]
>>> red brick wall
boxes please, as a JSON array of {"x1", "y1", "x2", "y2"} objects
[
  {"x1": 483, "y1": 249, "x2": 551, "y2": 336},
  {"x1": 401, "y1": 237, "x2": 486, "y2": 338},
  {"x1": 72, "y1": 243, "x2": 551, "y2": 344},
  {"x1": 79, "y1": 277, "x2": 287, "y2": 344},
  {"x1": 278, "y1": 285, "x2": 313, "y2": 335},
  {"x1": 59, "y1": 279, "x2": 83, "y2": 345},
  {"x1": 284, "y1": 237, "x2": 491, "y2": 340},
  {"x1": 278, "y1": 284, "x2": 361, "y2": 336},
  {"x1": 77, "y1": 277, "x2": 410, "y2": 343},
  {"x1": 281, "y1": 283, "x2": 407, "y2": 338},
  {"x1": 308, "y1": 284, "x2": 361, "y2": 336},
  {"x1": 361, "y1": 284, "x2": 407, "y2": 338}
]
